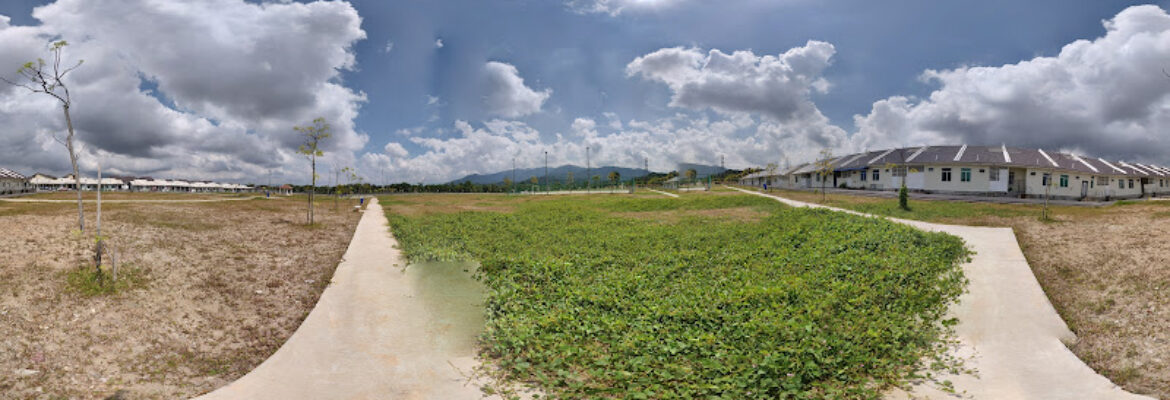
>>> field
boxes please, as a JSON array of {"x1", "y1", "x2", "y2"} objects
[
  {"x1": 14, "y1": 191, "x2": 255, "y2": 201},
  {"x1": 760, "y1": 187, "x2": 1170, "y2": 397},
  {"x1": 0, "y1": 195, "x2": 360, "y2": 399},
  {"x1": 383, "y1": 193, "x2": 970, "y2": 398}
]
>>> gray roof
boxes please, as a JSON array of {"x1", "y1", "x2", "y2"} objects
[
  {"x1": 0, "y1": 168, "x2": 26, "y2": 180},
  {"x1": 778, "y1": 145, "x2": 1167, "y2": 177}
]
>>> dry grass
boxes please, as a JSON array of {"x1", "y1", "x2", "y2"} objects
[
  {"x1": 19, "y1": 191, "x2": 253, "y2": 201},
  {"x1": 744, "y1": 187, "x2": 1170, "y2": 397},
  {"x1": 0, "y1": 195, "x2": 360, "y2": 399}
]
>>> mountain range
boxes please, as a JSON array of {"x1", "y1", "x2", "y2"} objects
[{"x1": 446, "y1": 163, "x2": 727, "y2": 185}]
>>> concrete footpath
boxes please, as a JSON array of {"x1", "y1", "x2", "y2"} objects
[
  {"x1": 732, "y1": 187, "x2": 1151, "y2": 400},
  {"x1": 194, "y1": 198, "x2": 484, "y2": 400}
]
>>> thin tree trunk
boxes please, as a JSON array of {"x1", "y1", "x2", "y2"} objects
[
  {"x1": 309, "y1": 158, "x2": 315, "y2": 225},
  {"x1": 64, "y1": 104, "x2": 84, "y2": 232}
]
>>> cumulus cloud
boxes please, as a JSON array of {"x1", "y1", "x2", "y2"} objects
[
  {"x1": 481, "y1": 61, "x2": 552, "y2": 118},
  {"x1": 434, "y1": 38, "x2": 444, "y2": 48},
  {"x1": 383, "y1": 40, "x2": 394, "y2": 53},
  {"x1": 567, "y1": 0, "x2": 687, "y2": 16},
  {"x1": 366, "y1": 111, "x2": 841, "y2": 184},
  {"x1": 0, "y1": 0, "x2": 366, "y2": 182},
  {"x1": 853, "y1": 4, "x2": 1170, "y2": 163},
  {"x1": 627, "y1": 41, "x2": 836, "y2": 122}
]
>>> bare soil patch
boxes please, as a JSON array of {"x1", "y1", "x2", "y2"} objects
[
  {"x1": 617, "y1": 206, "x2": 768, "y2": 223},
  {"x1": 19, "y1": 192, "x2": 252, "y2": 201},
  {"x1": 1013, "y1": 204, "x2": 1170, "y2": 397},
  {"x1": 0, "y1": 196, "x2": 359, "y2": 399}
]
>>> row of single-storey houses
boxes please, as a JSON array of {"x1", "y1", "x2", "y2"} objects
[
  {"x1": 25, "y1": 173, "x2": 254, "y2": 193},
  {"x1": 0, "y1": 168, "x2": 33, "y2": 195},
  {"x1": 740, "y1": 145, "x2": 1170, "y2": 201}
]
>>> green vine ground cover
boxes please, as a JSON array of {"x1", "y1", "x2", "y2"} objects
[{"x1": 383, "y1": 194, "x2": 969, "y2": 399}]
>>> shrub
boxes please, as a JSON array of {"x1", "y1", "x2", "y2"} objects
[{"x1": 899, "y1": 185, "x2": 910, "y2": 211}]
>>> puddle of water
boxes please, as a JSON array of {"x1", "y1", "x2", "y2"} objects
[{"x1": 405, "y1": 261, "x2": 487, "y2": 357}]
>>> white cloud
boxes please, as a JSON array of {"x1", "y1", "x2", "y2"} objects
[
  {"x1": 0, "y1": 0, "x2": 367, "y2": 183},
  {"x1": 627, "y1": 41, "x2": 836, "y2": 123},
  {"x1": 853, "y1": 4, "x2": 1170, "y2": 163},
  {"x1": 567, "y1": 0, "x2": 687, "y2": 16},
  {"x1": 434, "y1": 38, "x2": 444, "y2": 48},
  {"x1": 367, "y1": 111, "x2": 842, "y2": 184},
  {"x1": 426, "y1": 95, "x2": 440, "y2": 105},
  {"x1": 481, "y1": 61, "x2": 552, "y2": 118},
  {"x1": 383, "y1": 40, "x2": 394, "y2": 53}
]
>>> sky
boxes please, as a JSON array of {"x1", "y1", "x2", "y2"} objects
[{"x1": 1, "y1": 0, "x2": 1169, "y2": 184}]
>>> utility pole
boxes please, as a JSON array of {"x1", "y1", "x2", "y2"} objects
[
  {"x1": 512, "y1": 157, "x2": 516, "y2": 195},
  {"x1": 644, "y1": 157, "x2": 649, "y2": 185},
  {"x1": 544, "y1": 151, "x2": 549, "y2": 195},
  {"x1": 586, "y1": 146, "x2": 591, "y2": 193}
]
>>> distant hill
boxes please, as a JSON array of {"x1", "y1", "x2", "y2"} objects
[
  {"x1": 447, "y1": 163, "x2": 726, "y2": 185},
  {"x1": 677, "y1": 163, "x2": 727, "y2": 179},
  {"x1": 448, "y1": 165, "x2": 651, "y2": 185}
]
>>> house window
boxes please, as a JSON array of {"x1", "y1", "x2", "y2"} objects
[
  {"x1": 872, "y1": 169, "x2": 880, "y2": 181},
  {"x1": 1042, "y1": 173, "x2": 1051, "y2": 186},
  {"x1": 989, "y1": 169, "x2": 1000, "y2": 181},
  {"x1": 941, "y1": 168, "x2": 952, "y2": 182},
  {"x1": 1097, "y1": 177, "x2": 1109, "y2": 186},
  {"x1": 1119, "y1": 179, "x2": 1124, "y2": 189},
  {"x1": 860, "y1": 170, "x2": 867, "y2": 181},
  {"x1": 893, "y1": 167, "x2": 906, "y2": 177},
  {"x1": 1129, "y1": 179, "x2": 1134, "y2": 189},
  {"x1": 979, "y1": 169, "x2": 985, "y2": 173},
  {"x1": 960, "y1": 168, "x2": 971, "y2": 182},
  {"x1": 1059, "y1": 175, "x2": 1068, "y2": 188}
]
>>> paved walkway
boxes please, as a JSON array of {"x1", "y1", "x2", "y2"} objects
[
  {"x1": 731, "y1": 187, "x2": 1151, "y2": 400},
  {"x1": 194, "y1": 198, "x2": 485, "y2": 400},
  {"x1": 645, "y1": 188, "x2": 679, "y2": 198}
]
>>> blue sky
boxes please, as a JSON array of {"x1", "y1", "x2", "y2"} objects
[
  {"x1": 1, "y1": 0, "x2": 1169, "y2": 183},
  {"x1": 347, "y1": 0, "x2": 1150, "y2": 138}
]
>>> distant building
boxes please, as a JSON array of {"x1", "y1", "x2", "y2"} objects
[
  {"x1": 0, "y1": 168, "x2": 31, "y2": 195},
  {"x1": 741, "y1": 145, "x2": 1170, "y2": 201},
  {"x1": 29, "y1": 173, "x2": 253, "y2": 193}
]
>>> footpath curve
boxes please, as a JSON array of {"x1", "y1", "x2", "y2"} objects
[
  {"x1": 194, "y1": 198, "x2": 484, "y2": 400},
  {"x1": 731, "y1": 187, "x2": 1151, "y2": 400}
]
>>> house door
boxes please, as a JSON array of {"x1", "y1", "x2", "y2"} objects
[{"x1": 1081, "y1": 180, "x2": 1089, "y2": 199}]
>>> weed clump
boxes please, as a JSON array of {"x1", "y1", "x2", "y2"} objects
[{"x1": 389, "y1": 194, "x2": 969, "y2": 399}]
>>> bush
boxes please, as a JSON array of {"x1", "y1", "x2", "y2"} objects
[
  {"x1": 387, "y1": 195, "x2": 969, "y2": 399},
  {"x1": 899, "y1": 185, "x2": 910, "y2": 211}
]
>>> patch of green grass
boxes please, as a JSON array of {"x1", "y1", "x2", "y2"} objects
[
  {"x1": 64, "y1": 264, "x2": 148, "y2": 297},
  {"x1": 387, "y1": 194, "x2": 970, "y2": 399}
]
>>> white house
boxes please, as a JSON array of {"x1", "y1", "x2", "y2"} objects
[
  {"x1": 0, "y1": 168, "x2": 31, "y2": 195},
  {"x1": 742, "y1": 145, "x2": 1170, "y2": 201}
]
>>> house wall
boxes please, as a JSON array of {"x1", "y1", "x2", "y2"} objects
[
  {"x1": 1022, "y1": 170, "x2": 1145, "y2": 200},
  {"x1": 918, "y1": 165, "x2": 1001, "y2": 194}
]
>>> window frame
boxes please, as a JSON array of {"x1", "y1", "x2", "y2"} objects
[
  {"x1": 960, "y1": 168, "x2": 972, "y2": 182},
  {"x1": 941, "y1": 168, "x2": 952, "y2": 182},
  {"x1": 1059, "y1": 175, "x2": 1069, "y2": 188}
]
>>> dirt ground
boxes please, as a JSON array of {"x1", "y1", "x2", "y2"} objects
[
  {"x1": 0, "y1": 196, "x2": 360, "y2": 399},
  {"x1": 16, "y1": 192, "x2": 254, "y2": 201},
  {"x1": 758, "y1": 188, "x2": 1170, "y2": 398},
  {"x1": 1011, "y1": 205, "x2": 1170, "y2": 397}
]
